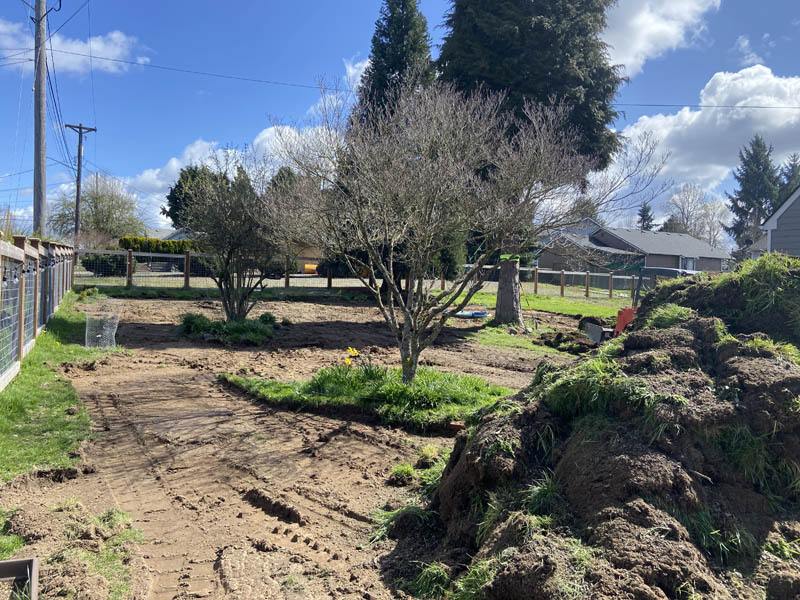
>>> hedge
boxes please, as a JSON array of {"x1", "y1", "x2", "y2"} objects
[
  {"x1": 118, "y1": 236, "x2": 197, "y2": 254},
  {"x1": 82, "y1": 253, "x2": 136, "y2": 277}
]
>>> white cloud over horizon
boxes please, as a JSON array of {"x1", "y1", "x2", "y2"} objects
[
  {"x1": 0, "y1": 17, "x2": 145, "y2": 75},
  {"x1": 604, "y1": 0, "x2": 720, "y2": 77},
  {"x1": 623, "y1": 65, "x2": 800, "y2": 190}
]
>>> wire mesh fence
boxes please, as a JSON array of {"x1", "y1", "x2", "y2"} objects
[
  {"x1": 23, "y1": 258, "x2": 35, "y2": 347},
  {"x1": 0, "y1": 240, "x2": 74, "y2": 392},
  {"x1": 0, "y1": 262, "x2": 21, "y2": 377},
  {"x1": 73, "y1": 250, "x2": 642, "y2": 308},
  {"x1": 85, "y1": 299, "x2": 123, "y2": 348}
]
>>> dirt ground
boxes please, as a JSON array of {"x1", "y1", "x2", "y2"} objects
[{"x1": 2, "y1": 298, "x2": 577, "y2": 599}]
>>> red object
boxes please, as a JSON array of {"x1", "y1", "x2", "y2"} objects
[{"x1": 614, "y1": 307, "x2": 636, "y2": 337}]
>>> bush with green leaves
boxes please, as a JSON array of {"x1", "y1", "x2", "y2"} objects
[
  {"x1": 118, "y1": 236, "x2": 196, "y2": 254},
  {"x1": 178, "y1": 312, "x2": 274, "y2": 346},
  {"x1": 82, "y1": 252, "x2": 135, "y2": 278}
]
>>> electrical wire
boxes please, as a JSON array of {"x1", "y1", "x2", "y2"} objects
[
  {"x1": 86, "y1": 0, "x2": 98, "y2": 162},
  {"x1": 5, "y1": 46, "x2": 800, "y2": 111}
]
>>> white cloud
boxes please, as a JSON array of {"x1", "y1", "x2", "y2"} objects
[
  {"x1": 604, "y1": 0, "x2": 720, "y2": 77},
  {"x1": 733, "y1": 35, "x2": 764, "y2": 67},
  {"x1": 343, "y1": 56, "x2": 370, "y2": 89},
  {"x1": 0, "y1": 18, "x2": 145, "y2": 74},
  {"x1": 623, "y1": 65, "x2": 800, "y2": 190}
]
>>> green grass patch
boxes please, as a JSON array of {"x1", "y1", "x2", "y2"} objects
[
  {"x1": 464, "y1": 291, "x2": 628, "y2": 319},
  {"x1": 0, "y1": 291, "x2": 110, "y2": 482},
  {"x1": 56, "y1": 507, "x2": 144, "y2": 600},
  {"x1": 522, "y1": 472, "x2": 567, "y2": 517},
  {"x1": 388, "y1": 462, "x2": 416, "y2": 486},
  {"x1": 409, "y1": 562, "x2": 452, "y2": 599},
  {"x1": 178, "y1": 312, "x2": 274, "y2": 346},
  {"x1": 643, "y1": 303, "x2": 694, "y2": 329},
  {"x1": 451, "y1": 557, "x2": 500, "y2": 600},
  {"x1": 370, "y1": 506, "x2": 436, "y2": 543},
  {"x1": 742, "y1": 337, "x2": 800, "y2": 365},
  {"x1": 0, "y1": 508, "x2": 24, "y2": 560},
  {"x1": 222, "y1": 365, "x2": 511, "y2": 432},
  {"x1": 418, "y1": 448, "x2": 452, "y2": 498},
  {"x1": 467, "y1": 325, "x2": 572, "y2": 356}
]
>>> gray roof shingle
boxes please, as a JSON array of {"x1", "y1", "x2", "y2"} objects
[{"x1": 606, "y1": 228, "x2": 730, "y2": 260}]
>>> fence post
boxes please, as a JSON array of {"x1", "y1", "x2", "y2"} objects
[
  {"x1": 560, "y1": 270, "x2": 565, "y2": 297},
  {"x1": 609, "y1": 271, "x2": 615, "y2": 299},
  {"x1": 585, "y1": 271, "x2": 590, "y2": 298},
  {"x1": 61, "y1": 246, "x2": 67, "y2": 295},
  {"x1": 29, "y1": 238, "x2": 40, "y2": 336},
  {"x1": 13, "y1": 236, "x2": 26, "y2": 362},
  {"x1": 184, "y1": 251, "x2": 191, "y2": 289},
  {"x1": 630, "y1": 275, "x2": 636, "y2": 300},
  {"x1": 441, "y1": 271, "x2": 446, "y2": 291},
  {"x1": 534, "y1": 267, "x2": 539, "y2": 295},
  {"x1": 126, "y1": 249, "x2": 133, "y2": 288},
  {"x1": 327, "y1": 268, "x2": 332, "y2": 289},
  {"x1": 284, "y1": 255, "x2": 290, "y2": 288}
]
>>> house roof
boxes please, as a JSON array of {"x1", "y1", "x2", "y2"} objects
[
  {"x1": 762, "y1": 183, "x2": 800, "y2": 230},
  {"x1": 141, "y1": 228, "x2": 177, "y2": 240},
  {"x1": 553, "y1": 232, "x2": 641, "y2": 257},
  {"x1": 606, "y1": 228, "x2": 730, "y2": 260}
]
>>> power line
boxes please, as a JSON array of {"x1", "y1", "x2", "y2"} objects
[
  {"x1": 6, "y1": 46, "x2": 800, "y2": 112},
  {"x1": 86, "y1": 0, "x2": 97, "y2": 162}
]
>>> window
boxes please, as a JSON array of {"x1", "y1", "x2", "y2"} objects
[{"x1": 681, "y1": 257, "x2": 696, "y2": 271}]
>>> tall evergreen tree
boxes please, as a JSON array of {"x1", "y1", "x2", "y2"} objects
[
  {"x1": 724, "y1": 135, "x2": 780, "y2": 247},
  {"x1": 659, "y1": 215, "x2": 688, "y2": 234},
  {"x1": 778, "y1": 152, "x2": 800, "y2": 206},
  {"x1": 637, "y1": 201, "x2": 655, "y2": 231},
  {"x1": 162, "y1": 165, "x2": 221, "y2": 230},
  {"x1": 437, "y1": 0, "x2": 623, "y2": 169},
  {"x1": 355, "y1": 0, "x2": 433, "y2": 117}
]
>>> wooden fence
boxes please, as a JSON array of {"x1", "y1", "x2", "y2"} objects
[{"x1": 0, "y1": 236, "x2": 74, "y2": 393}]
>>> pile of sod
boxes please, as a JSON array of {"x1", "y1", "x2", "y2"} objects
[{"x1": 221, "y1": 363, "x2": 511, "y2": 432}]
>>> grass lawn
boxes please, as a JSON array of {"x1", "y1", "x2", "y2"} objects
[
  {"x1": 0, "y1": 290, "x2": 111, "y2": 482},
  {"x1": 464, "y1": 291, "x2": 629, "y2": 319},
  {"x1": 221, "y1": 363, "x2": 512, "y2": 431},
  {"x1": 467, "y1": 325, "x2": 573, "y2": 357}
]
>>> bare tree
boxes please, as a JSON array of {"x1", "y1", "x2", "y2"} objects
[
  {"x1": 665, "y1": 183, "x2": 706, "y2": 237},
  {"x1": 699, "y1": 197, "x2": 730, "y2": 248},
  {"x1": 49, "y1": 173, "x2": 145, "y2": 242},
  {"x1": 181, "y1": 151, "x2": 277, "y2": 321},
  {"x1": 275, "y1": 80, "x2": 597, "y2": 381},
  {"x1": 494, "y1": 130, "x2": 670, "y2": 325}
]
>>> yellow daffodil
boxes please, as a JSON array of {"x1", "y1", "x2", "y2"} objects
[
  {"x1": 344, "y1": 358, "x2": 352, "y2": 366},
  {"x1": 347, "y1": 347, "x2": 359, "y2": 357}
]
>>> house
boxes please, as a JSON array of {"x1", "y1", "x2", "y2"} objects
[
  {"x1": 761, "y1": 184, "x2": 800, "y2": 256},
  {"x1": 537, "y1": 219, "x2": 730, "y2": 272}
]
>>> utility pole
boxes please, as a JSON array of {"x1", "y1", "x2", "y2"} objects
[
  {"x1": 66, "y1": 124, "x2": 96, "y2": 247},
  {"x1": 33, "y1": 0, "x2": 48, "y2": 236}
]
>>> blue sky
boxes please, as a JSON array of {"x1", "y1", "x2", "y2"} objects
[{"x1": 1, "y1": 0, "x2": 799, "y2": 233}]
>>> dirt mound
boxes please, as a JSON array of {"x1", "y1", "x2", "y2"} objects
[
  {"x1": 386, "y1": 312, "x2": 800, "y2": 598},
  {"x1": 638, "y1": 253, "x2": 800, "y2": 345}
]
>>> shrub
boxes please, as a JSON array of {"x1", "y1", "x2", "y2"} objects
[
  {"x1": 82, "y1": 252, "x2": 134, "y2": 278},
  {"x1": 258, "y1": 312, "x2": 277, "y2": 326},
  {"x1": 118, "y1": 236, "x2": 196, "y2": 254},
  {"x1": 178, "y1": 313, "x2": 273, "y2": 346}
]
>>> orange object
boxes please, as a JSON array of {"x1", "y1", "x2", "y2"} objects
[
  {"x1": 304, "y1": 263, "x2": 318, "y2": 275},
  {"x1": 614, "y1": 307, "x2": 636, "y2": 337}
]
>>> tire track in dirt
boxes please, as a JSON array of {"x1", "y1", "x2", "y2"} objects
[{"x1": 69, "y1": 347, "x2": 450, "y2": 599}]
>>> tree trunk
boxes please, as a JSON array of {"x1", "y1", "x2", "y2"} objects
[
  {"x1": 399, "y1": 329, "x2": 420, "y2": 383},
  {"x1": 495, "y1": 259, "x2": 525, "y2": 326}
]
